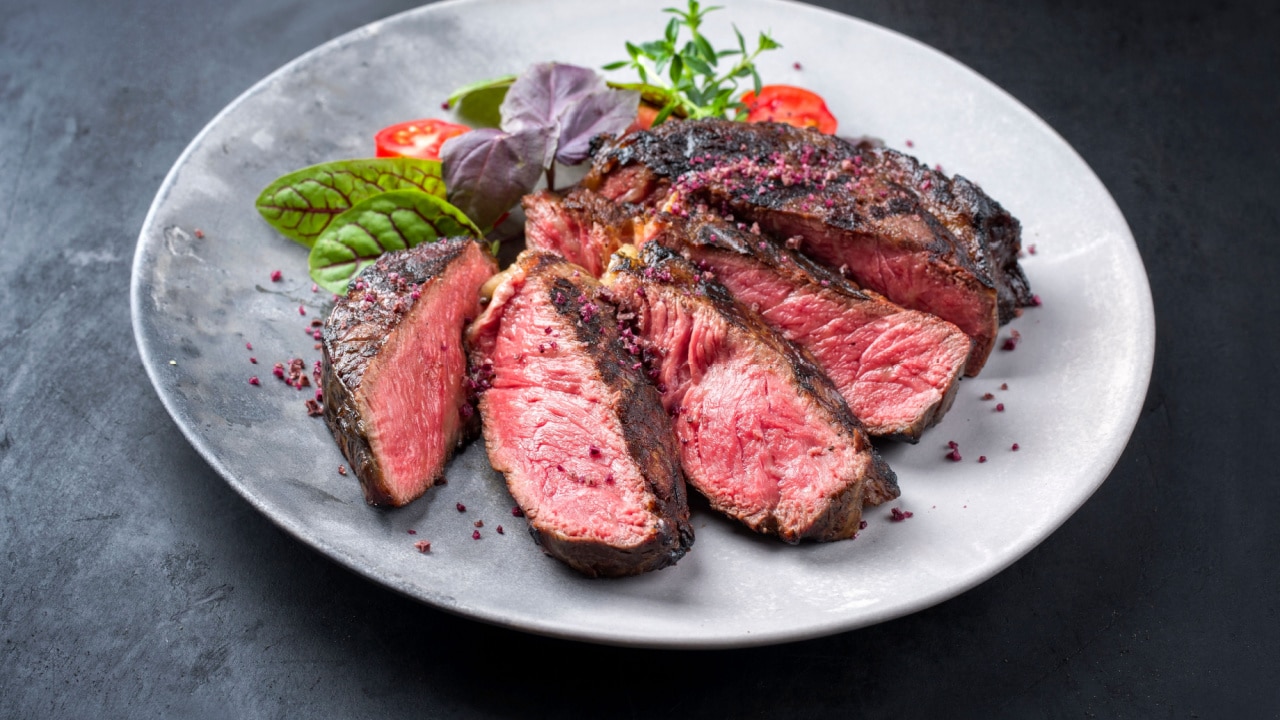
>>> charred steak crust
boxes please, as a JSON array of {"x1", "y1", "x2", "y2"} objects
[
  {"x1": 468, "y1": 252, "x2": 692, "y2": 577},
  {"x1": 607, "y1": 243, "x2": 899, "y2": 541},
  {"x1": 584, "y1": 118, "x2": 1032, "y2": 374},
  {"x1": 852, "y1": 141, "x2": 1033, "y2": 323},
  {"x1": 322, "y1": 238, "x2": 495, "y2": 506}
]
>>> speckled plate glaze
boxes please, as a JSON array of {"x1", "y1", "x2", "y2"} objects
[{"x1": 131, "y1": 0, "x2": 1154, "y2": 648}]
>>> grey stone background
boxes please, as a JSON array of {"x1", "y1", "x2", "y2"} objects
[{"x1": 2, "y1": 0, "x2": 1276, "y2": 717}]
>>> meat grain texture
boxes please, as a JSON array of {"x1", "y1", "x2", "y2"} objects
[
  {"x1": 322, "y1": 238, "x2": 496, "y2": 507},
  {"x1": 467, "y1": 251, "x2": 693, "y2": 577},
  {"x1": 604, "y1": 243, "x2": 898, "y2": 543},
  {"x1": 523, "y1": 187, "x2": 972, "y2": 441},
  {"x1": 645, "y1": 212, "x2": 972, "y2": 442},
  {"x1": 584, "y1": 118, "x2": 1034, "y2": 375}
]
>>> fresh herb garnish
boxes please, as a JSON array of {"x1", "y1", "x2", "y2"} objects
[
  {"x1": 255, "y1": 158, "x2": 446, "y2": 247},
  {"x1": 602, "y1": 0, "x2": 780, "y2": 125},
  {"x1": 307, "y1": 189, "x2": 481, "y2": 294},
  {"x1": 440, "y1": 62, "x2": 638, "y2": 227}
]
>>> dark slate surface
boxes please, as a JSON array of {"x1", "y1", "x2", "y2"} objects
[{"x1": 2, "y1": 0, "x2": 1277, "y2": 717}]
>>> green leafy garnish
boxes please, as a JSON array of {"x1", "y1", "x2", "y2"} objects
[
  {"x1": 602, "y1": 0, "x2": 780, "y2": 124},
  {"x1": 307, "y1": 190, "x2": 481, "y2": 294},
  {"x1": 445, "y1": 74, "x2": 517, "y2": 128},
  {"x1": 256, "y1": 158, "x2": 446, "y2": 247}
]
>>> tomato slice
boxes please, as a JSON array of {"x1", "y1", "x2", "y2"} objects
[
  {"x1": 374, "y1": 119, "x2": 471, "y2": 160},
  {"x1": 740, "y1": 85, "x2": 838, "y2": 134},
  {"x1": 627, "y1": 103, "x2": 661, "y2": 134}
]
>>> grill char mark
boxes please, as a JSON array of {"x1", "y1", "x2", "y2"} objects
[{"x1": 583, "y1": 118, "x2": 1033, "y2": 375}]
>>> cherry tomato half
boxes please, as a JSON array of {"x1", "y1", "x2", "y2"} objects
[
  {"x1": 374, "y1": 119, "x2": 471, "y2": 160},
  {"x1": 740, "y1": 85, "x2": 838, "y2": 134},
  {"x1": 626, "y1": 103, "x2": 661, "y2": 134}
]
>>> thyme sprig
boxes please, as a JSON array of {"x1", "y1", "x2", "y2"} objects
[{"x1": 602, "y1": 1, "x2": 780, "y2": 125}]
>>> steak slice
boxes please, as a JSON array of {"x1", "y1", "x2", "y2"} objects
[
  {"x1": 322, "y1": 238, "x2": 496, "y2": 507},
  {"x1": 647, "y1": 213, "x2": 972, "y2": 442},
  {"x1": 584, "y1": 118, "x2": 1034, "y2": 375},
  {"x1": 603, "y1": 243, "x2": 899, "y2": 543},
  {"x1": 466, "y1": 251, "x2": 692, "y2": 577},
  {"x1": 522, "y1": 189, "x2": 640, "y2": 277}
]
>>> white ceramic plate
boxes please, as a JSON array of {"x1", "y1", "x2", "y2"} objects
[{"x1": 131, "y1": 0, "x2": 1154, "y2": 648}]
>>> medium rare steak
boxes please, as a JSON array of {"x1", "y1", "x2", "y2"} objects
[
  {"x1": 522, "y1": 189, "x2": 639, "y2": 277},
  {"x1": 647, "y1": 213, "x2": 972, "y2": 442},
  {"x1": 322, "y1": 238, "x2": 496, "y2": 507},
  {"x1": 523, "y1": 187, "x2": 970, "y2": 440},
  {"x1": 466, "y1": 251, "x2": 692, "y2": 577},
  {"x1": 604, "y1": 243, "x2": 898, "y2": 543},
  {"x1": 583, "y1": 118, "x2": 1034, "y2": 375}
]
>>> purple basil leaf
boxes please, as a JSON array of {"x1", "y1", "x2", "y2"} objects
[
  {"x1": 500, "y1": 62, "x2": 607, "y2": 134},
  {"x1": 441, "y1": 127, "x2": 547, "y2": 229},
  {"x1": 554, "y1": 87, "x2": 640, "y2": 164}
]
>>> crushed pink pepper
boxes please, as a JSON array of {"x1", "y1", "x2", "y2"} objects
[
  {"x1": 249, "y1": 357, "x2": 257, "y2": 364},
  {"x1": 473, "y1": 520, "x2": 483, "y2": 528},
  {"x1": 1028, "y1": 244, "x2": 1037, "y2": 255},
  {"x1": 496, "y1": 525, "x2": 504, "y2": 534},
  {"x1": 248, "y1": 376, "x2": 260, "y2": 386},
  {"x1": 1001, "y1": 329, "x2": 1022, "y2": 351},
  {"x1": 407, "y1": 529, "x2": 417, "y2": 535},
  {"x1": 440, "y1": 101, "x2": 449, "y2": 110},
  {"x1": 947, "y1": 440, "x2": 958, "y2": 449},
  {"x1": 996, "y1": 403, "x2": 1005, "y2": 412},
  {"x1": 858, "y1": 520, "x2": 868, "y2": 530},
  {"x1": 472, "y1": 530, "x2": 481, "y2": 540},
  {"x1": 1011, "y1": 443, "x2": 1020, "y2": 451},
  {"x1": 905, "y1": 139, "x2": 914, "y2": 147},
  {"x1": 978, "y1": 456, "x2": 988, "y2": 463},
  {"x1": 245, "y1": 342, "x2": 253, "y2": 351},
  {"x1": 946, "y1": 449, "x2": 962, "y2": 461},
  {"x1": 456, "y1": 502, "x2": 466, "y2": 512},
  {"x1": 511, "y1": 506, "x2": 524, "y2": 517},
  {"x1": 270, "y1": 270, "x2": 282, "y2": 282},
  {"x1": 337, "y1": 465, "x2": 347, "y2": 476},
  {"x1": 298, "y1": 305, "x2": 306, "y2": 316},
  {"x1": 1031, "y1": 294, "x2": 1042, "y2": 306},
  {"x1": 890, "y1": 508, "x2": 913, "y2": 521},
  {"x1": 312, "y1": 284, "x2": 319, "y2": 293},
  {"x1": 414, "y1": 540, "x2": 432, "y2": 553},
  {"x1": 793, "y1": 61, "x2": 802, "y2": 70},
  {"x1": 981, "y1": 392, "x2": 994, "y2": 400},
  {"x1": 194, "y1": 229, "x2": 205, "y2": 239}
]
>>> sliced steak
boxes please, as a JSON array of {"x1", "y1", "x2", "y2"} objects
[
  {"x1": 603, "y1": 243, "x2": 898, "y2": 543},
  {"x1": 522, "y1": 189, "x2": 639, "y2": 277},
  {"x1": 646, "y1": 213, "x2": 971, "y2": 442},
  {"x1": 584, "y1": 118, "x2": 1033, "y2": 375},
  {"x1": 466, "y1": 251, "x2": 692, "y2": 577},
  {"x1": 322, "y1": 238, "x2": 496, "y2": 507},
  {"x1": 522, "y1": 187, "x2": 970, "y2": 440}
]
